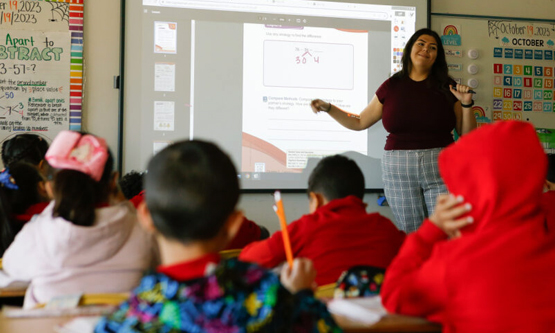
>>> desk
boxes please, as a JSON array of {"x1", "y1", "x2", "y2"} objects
[
  {"x1": 0, "y1": 314, "x2": 72, "y2": 333},
  {"x1": 0, "y1": 288, "x2": 26, "y2": 298},
  {"x1": 0, "y1": 312, "x2": 441, "y2": 333},
  {"x1": 0, "y1": 287, "x2": 26, "y2": 308}
]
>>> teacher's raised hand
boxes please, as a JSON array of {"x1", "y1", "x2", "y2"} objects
[{"x1": 449, "y1": 84, "x2": 474, "y2": 105}]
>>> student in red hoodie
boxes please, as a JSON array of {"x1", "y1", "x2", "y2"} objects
[
  {"x1": 381, "y1": 120, "x2": 555, "y2": 333},
  {"x1": 541, "y1": 153, "x2": 555, "y2": 229},
  {"x1": 240, "y1": 154, "x2": 406, "y2": 286},
  {"x1": 121, "y1": 170, "x2": 270, "y2": 250}
]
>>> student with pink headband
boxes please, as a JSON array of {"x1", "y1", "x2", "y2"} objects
[{"x1": 2, "y1": 131, "x2": 158, "y2": 308}]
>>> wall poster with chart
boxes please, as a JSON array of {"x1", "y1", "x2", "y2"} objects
[
  {"x1": 432, "y1": 15, "x2": 555, "y2": 140},
  {"x1": 0, "y1": 0, "x2": 84, "y2": 153}
]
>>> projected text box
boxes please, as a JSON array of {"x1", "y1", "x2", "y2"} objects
[{"x1": 263, "y1": 41, "x2": 354, "y2": 90}]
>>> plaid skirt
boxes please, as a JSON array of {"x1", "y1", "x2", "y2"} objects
[{"x1": 381, "y1": 148, "x2": 448, "y2": 233}]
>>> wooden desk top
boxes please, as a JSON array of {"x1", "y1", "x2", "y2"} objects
[
  {"x1": 0, "y1": 314, "x2": 72, "y2": 333},
  {"x1": 0, "y1": 288, "x2": 26, "y2": 298},
  {"x1": 0, "y1": 312, "x2": 441, "y2": 333}
]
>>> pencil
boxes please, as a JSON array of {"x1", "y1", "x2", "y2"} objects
[{"x1": 273, "y1": 191, "x2": 294, "y2": 269}]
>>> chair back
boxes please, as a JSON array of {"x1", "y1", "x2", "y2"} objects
[
  {"x1": 315, "y1": 283, "x2": 335, "y2": 299},
  {"x1": 219, "y1": 249, "x2": 242, "y2": 259}
]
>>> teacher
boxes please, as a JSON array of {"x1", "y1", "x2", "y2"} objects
[{"x1": 310, "y1": 28, "x2": 477, "y2": 233}]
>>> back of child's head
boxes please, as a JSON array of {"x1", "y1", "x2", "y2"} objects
[
  {"x1": 45, "y1": 131, "x2": 114, "y2": 227},
  {"x1": 547, "y1": 154, "x2": 555, "y2": 183},
  {"x1": 308, "y1": 155, "x2": 365, "y2": 201},
  {"x1": 0, "y1": 162, "x2": 45, "y2": 254},
  {"x1": 1, "y1": 133, "x2": 49, "y2": 168},
  {"x1": 119, "y1": 170, "x2": 145, "y2": 200},
  {"x1": 144, "y1": 140, "x2": 239, "y2": 243},
  {"x1": 1, "y1": 162, "x2": 45, "y2": 214}
]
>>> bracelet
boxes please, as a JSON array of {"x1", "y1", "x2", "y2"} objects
[
  {"x1": 322, "y1": 103, "x2": 332, "y2": 113},
  {"x1": 460, "y1": 100, "x2": 474, "y2": 108}
]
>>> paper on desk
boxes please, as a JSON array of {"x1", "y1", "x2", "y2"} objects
[
  {"x1": 54, "y1": 316, "x2": 101, "y2": 333},
  {"x1": 327, "y1": 296, "x2": 387, "y2": 325},
  {"x1": 0, "y1": 270, "x2": 29, "y2": 290}
]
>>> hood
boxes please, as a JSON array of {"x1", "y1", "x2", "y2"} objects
[
  {"x1": 35, "y1": 201, "x2": 137, "y2": 268},
  {"x1": 439, "y1": 121, "x2": 546, "y2": 235}
]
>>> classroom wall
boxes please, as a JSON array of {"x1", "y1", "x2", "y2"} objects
[
  {"x1": 82, "y1": 1, "x2": 121, "y2": 162},
  {"x1": 432, "y1": 0, "x2": 555, "y2": 21},
  {"x1": 82, "y1": 0, "x2": 555, "y2": 232}
]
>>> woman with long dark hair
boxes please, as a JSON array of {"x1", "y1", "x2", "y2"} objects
[{"x1": 311, "y1": 28, "x2": 477, "y2": 232}]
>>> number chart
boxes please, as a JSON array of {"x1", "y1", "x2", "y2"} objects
[
  {"x1": 0, "y1": 0, "x2": 84, "y2": 155},
  {"x1": 492, "y1": 58, "x2": 555, "y2": 121}
]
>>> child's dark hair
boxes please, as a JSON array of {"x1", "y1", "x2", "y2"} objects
[
  {"x1": 144, "y1": 140, "x2": 239, "y2": 243},
  {"x1": 48, "y1": 142, "x2": 114, "y2": 227},
  {"x1": 547, "y1": 154, "x2": 555, "y2": 183},
  {"x1": 1, "y1": 134, "x2": 49, "y2": 167},
  {"x1": 308, "y1": 155, "x2": 365, "y2": 201},
  {"x1": 119, "y1": 170, "x2": 145, "y2": 200},
  {"x1": 0, "y1": 163, "x2": 45, "y2": 255}
]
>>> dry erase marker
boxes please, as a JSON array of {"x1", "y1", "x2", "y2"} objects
[
  {"x1": 451, "y1": 86, "x2": 477, "y2": 94},
  {"x1": 273, "y1": 191, "x2": 294, "y2": 269}
]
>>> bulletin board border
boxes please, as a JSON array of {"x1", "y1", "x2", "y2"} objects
[{"x1": 46, "y1": 0, "x2": 84, "y2": 131}]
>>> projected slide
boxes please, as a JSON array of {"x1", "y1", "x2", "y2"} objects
[
  {"x1": 128, "y1": 0, "x2": 427, "y2": 189},
  {"x1": 242, "y1": 24, "x2": 368, "y2": 173},
  {"x1": 263, "y1": 41, "x2": 354, "y2": 89}
]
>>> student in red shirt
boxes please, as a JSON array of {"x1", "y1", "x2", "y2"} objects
[
  {"x1": 381, "y1": 121, "x2": 555, "y2": 332},
  {"x1": 542, "y1": 153, "x2": 555, "y2": 229},
  {"x1": 127, "y1": 187, "x2": 268, "y2": 250},
  {"x1": 240, "y1": 155, "x2": 406, "y2": 286},
  {"x1": 95, "y1": 140, "x2": 340, "y2": 333}
]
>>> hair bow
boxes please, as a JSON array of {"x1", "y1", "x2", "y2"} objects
[
  {"x1": 45, "y1": 131, "x2": 108, "y2": 182},
  {"x1": 0, "y1": 168, "x2": 19, "y2": 190}
]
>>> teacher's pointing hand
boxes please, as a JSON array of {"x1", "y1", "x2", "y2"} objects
[{"x1": 310, "y1": 99, "x2": 331, "y2": 114}]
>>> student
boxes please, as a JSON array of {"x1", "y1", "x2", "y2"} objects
[
  {"x1": 1, "y1": 133, "x2": 49, "y2": 170},
  {"x1": 122, "y1": 170, "x2": 270, "y2": 250},
  {"x1": 381, "y1": 121, "x2": 555, "y2": 332},
  {"x1": 544, "y1": 154, "x2": 555, "y2": 191},
  {"x1": 239, "y1": 155, "x2": 406, "y2": 286},
  {"x1": 95, "y1": 140, "x2": 340, "y2": 333},
  {"x1": 541, "y1": 153, "x2": 555, "y2": 228},
  {"x1": 0, "y1": 134, "x2": 51, "y2": 248},
  {"x1": 2, "y1": 131, "x2": 157, "y2": 308},
  {"x1": 118, "y1": 170, "x2": 145, "y2": 201},
  {"x1": 0, "y1": 163, "x2": 49, "y2": 256}
]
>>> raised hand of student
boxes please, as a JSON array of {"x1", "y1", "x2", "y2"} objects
[
  {"x1": 429, "y1": 194, "x2": 473, "y2": 239},
  {"x1": 280, "y1": 258, "x2": 317, "y2": 294}
]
